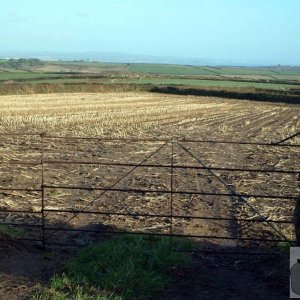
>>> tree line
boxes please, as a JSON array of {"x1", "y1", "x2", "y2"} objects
[{"x1": 0, "y1": 58, "x2": 45, "y2": 69}]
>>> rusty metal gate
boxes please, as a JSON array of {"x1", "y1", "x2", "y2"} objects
[{"x1": 0, "y1": 132, "x2": 299, "y2": 255}]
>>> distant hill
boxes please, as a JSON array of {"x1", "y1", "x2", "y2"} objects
[{"x1": 1, "y1": 51, "x2": 299, "y2": 67}]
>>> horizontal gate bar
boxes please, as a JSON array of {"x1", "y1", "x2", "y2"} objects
[
  {"x1": 0, "y1": 222, "x2": 42, "y2": 228},
  {"x1": 1, "y1": 159, "x2": 298, "y2": 174},
  {"x1": 15, "y1": 237, "x2": 43, "y2": 242},
  {"x1": 42, "y1": 240, "x2": 286, "y2": 256},
  {"x1": 43, "y1": 227, "x2": 295, "y2": 243},
  {"x1": 43, "y1": 185, "x2": 299, "y2": 200},
  {"x1": 1, "y1": 132, "x2": 299, "y2": 146},
  {"x1": 0, "y1": 187, "x2": 42, "y2": 192},
  {"x1": 174, "y1": 249, "x2": 283, "y2": 256},
  {"x1": 44, "y1": 135, "x2": 168, "y2": 142},
  {"x1": 180, "y1": 138, "x2": 300, "y2": 147},
  {"x1": 41, "y1": 160, "x2": 300, "y2": 174},
  {"x1": 0, "y1": 209, "x2": 41, "y2": 214},
  {"x1": 43, "y1": 208, "x2": 294, "y2": 224},
  {"x1": 0, "y1": 133, "x2": 40, "y2": 137},
  {"x1": 0, "y1": 161, "x2": 41, "y2": 166}
]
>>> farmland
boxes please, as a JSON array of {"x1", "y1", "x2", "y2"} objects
[
  {"x1": 0, "y1": 91, "x2": 299, "y2": 299},
  {"x1": 1, "y1": 0, "x2": 300, "y2": 297},
  {"x1": 0, "y1": 59, "x2": 299, "y2": 96},
  {"x1": 0, "y1": 92, "x2": 299, "y2": 138},
  {"x1": 0, "y1": 92, "x2": 299, "y2": 241}
]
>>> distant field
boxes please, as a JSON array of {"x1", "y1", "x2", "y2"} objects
[
  {"x1": 0, "y1": 72, "x2": 65, "y2": 80},
  {"x1": 129, "y1": 64, "x2": 300, "y2": 78},
  {"x1": 31, "y1": 78, "x2": 112, "y2": 84},
  {"x1": 128, "y1": 64, "x2": 218, "y2": 75},
  {"x1": 3, "y1": 76, "x2": 297, "y2": 91},
  {"x1": 48, "y1": 61, "x2": 128, "y2": 73},
  {"x1": 272, "y1": 74, "x2": 300, "y2": 81},
  {"x1": 0, "y1": 59, "x2": 299, "y2": 94},
  {"x1": 216, "y1": 67, "x2": 279, "y2": 75}
]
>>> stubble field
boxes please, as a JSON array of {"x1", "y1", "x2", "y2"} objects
[{"x1": 0, "y1": 92, "x2": 299, "y2": 250}]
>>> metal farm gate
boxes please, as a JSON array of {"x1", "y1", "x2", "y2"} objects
[{"x1": 0, "y1": 132, "x2": 299, "y2": 255}]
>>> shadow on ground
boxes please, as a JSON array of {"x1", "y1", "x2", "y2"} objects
[{"x1": 0, "y1": 219, "x2": 290, "y2": 300}]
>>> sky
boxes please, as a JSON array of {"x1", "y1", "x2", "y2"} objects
[{"x1": 0, "y1": 0, "x2": 300, "y2": 65}]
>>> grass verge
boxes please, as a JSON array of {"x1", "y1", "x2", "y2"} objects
[{"x1": 32, "y1": 235, "x2": 192, "y2": 300}]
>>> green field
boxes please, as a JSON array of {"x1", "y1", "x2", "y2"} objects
[
  {"x1": 128, "y1": 64, "x2": 300, "y2": 78},
  {"x1": 5, "y1": 76, "x2": 297, "y2": 91},
  {"x1": 128, "y1": 64, "x2": 219, "y2": 75},
  {"x1": 272, "y1": 74, "x2": 300, "y2": 81},
  {"x1": 0, "y1": 72, "x2": 68, "y2": 80},
  {"x1": 0, "y1": 58, "x2": 299, "y2": 94},
  {"x1": 215, "y1": 67, "x2": 278, "y2": 75}
]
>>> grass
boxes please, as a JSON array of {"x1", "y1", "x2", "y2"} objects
[
  {"x1": 277, "y1": 241, "x2": 294, "y2": 250},
  {"x1": 5, "y1": 76, "x2": 296, "y2": 91},
  {"x1": 217, "y1": 67, "x2": 280, "y2": 75},
  {"x1": 272, "y1": 74, "x2": 300, "y2": 81},
  {"x1": 0, "y1": 224, "x2": 24, "y2": 237},
  {"x1": 0, "y1": 72, "x2": 65, "y2": 81},
  {"x1": 1, "y1": 73, "x2": 298, "y2": 92},
  {"x1": 32, "y1": 235, "x2": 191, "y2": 300},
  {"x1": 128, "y1": 64, "x2": 300, "y2": 77},
  {"x1": 128, "y1": 64, "x2": 218, "y2": 75}
]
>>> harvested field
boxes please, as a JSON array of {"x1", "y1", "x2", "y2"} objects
[
  {"x1": 0, "y1": 92, "x2": 299, "y2": 299},
  {"x1": 0, "y1": 92, "x2": 299, "y2": 139},
  {"x1": 0, "y1": 92, "x2": 299, "y2": 244}
]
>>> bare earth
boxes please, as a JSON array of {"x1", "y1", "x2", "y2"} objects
[{"x1": 0, "y1": 92, "x2": 299, "y2": 299}]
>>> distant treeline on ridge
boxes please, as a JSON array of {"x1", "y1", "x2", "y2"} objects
[{"x1": 0, "y1": 58, "x2": 45, "y2": 70}]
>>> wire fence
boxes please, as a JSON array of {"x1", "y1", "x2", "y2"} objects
[{"x1": 0, "y1": 131, "x2": 299, "y2": 255}]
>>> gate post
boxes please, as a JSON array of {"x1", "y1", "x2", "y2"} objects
[
  {"x1": 170, "y1": 139, "x2": 174, "y2": 249},
  {"x1": 40, "y1": 132, "x2": 46, "y2": 249},
  {"x1": 294, "y1": 196, "x2": 300, "y2": 246}
]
